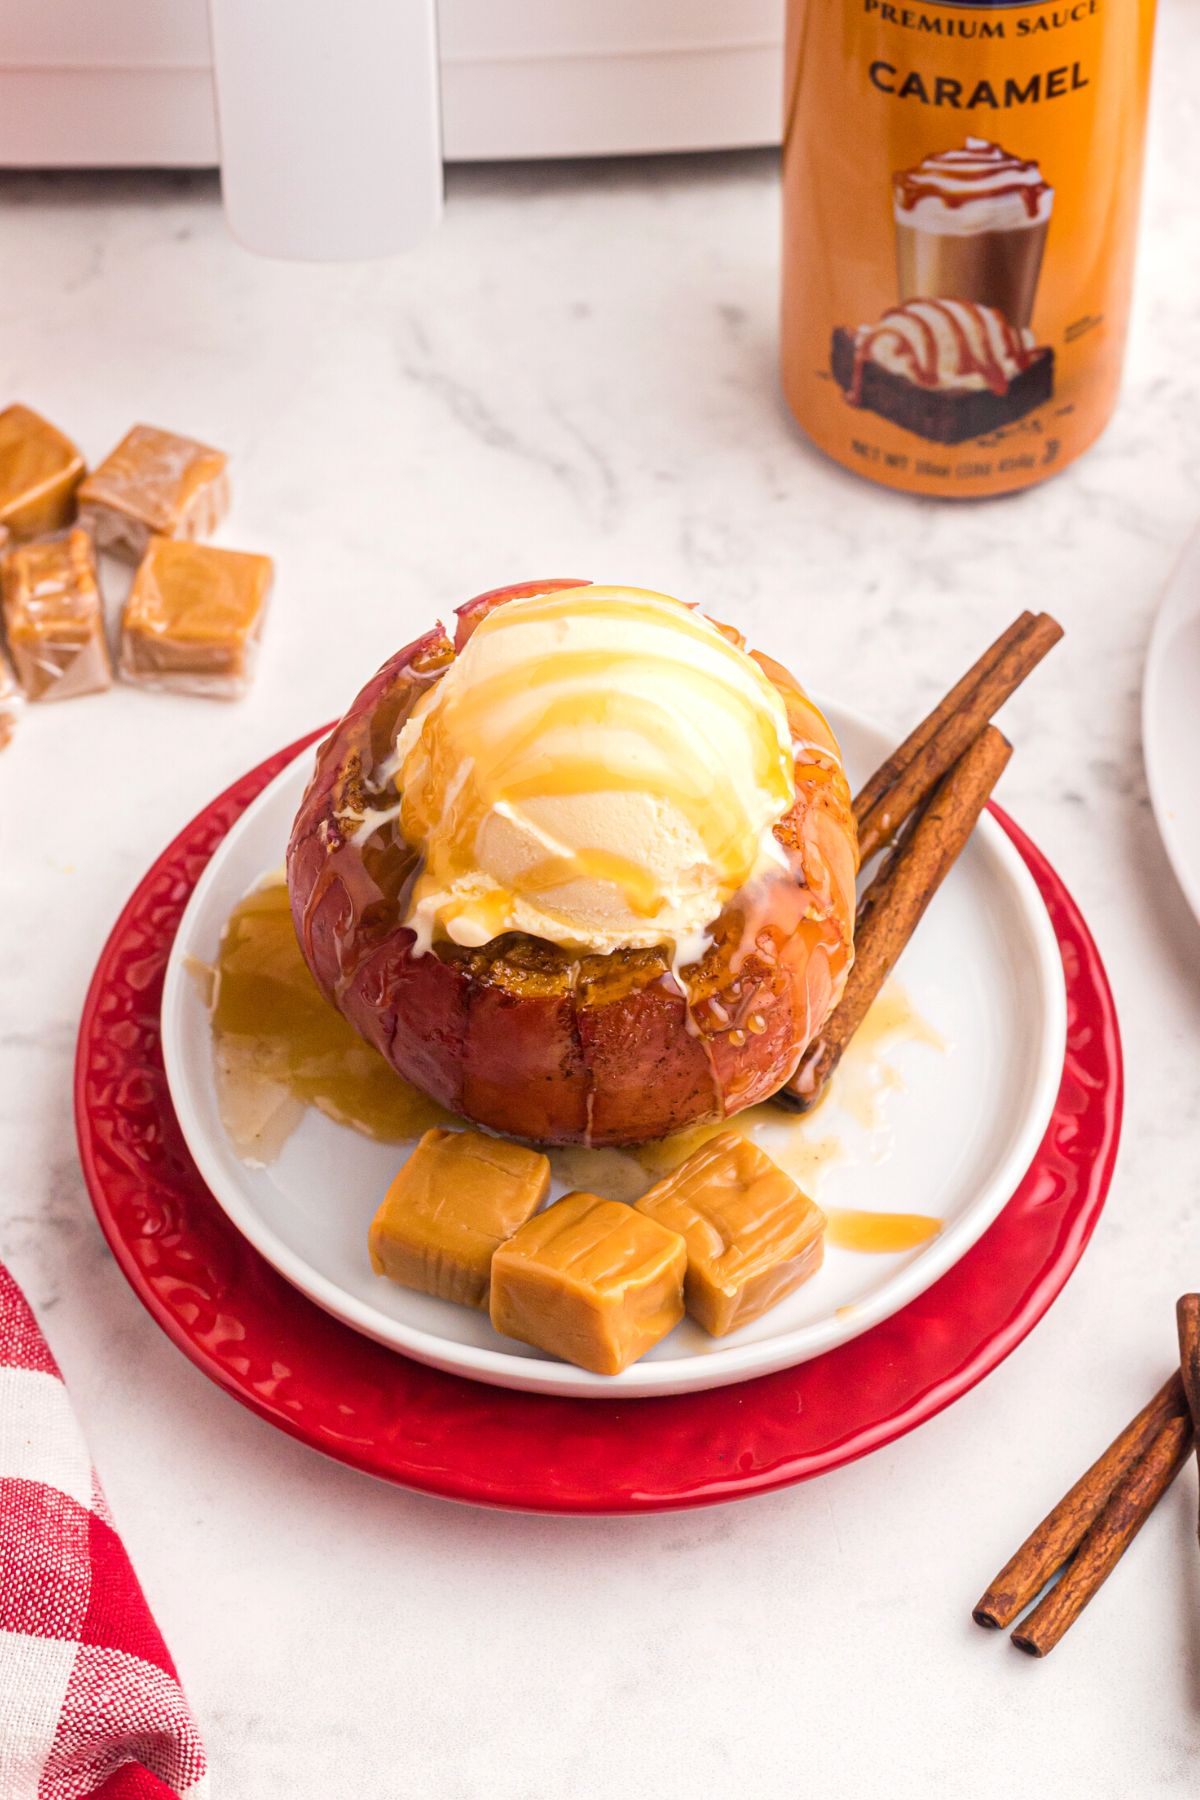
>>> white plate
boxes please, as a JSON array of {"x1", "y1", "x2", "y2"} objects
[
  {"x1": 161, "y1": 702, "x2": 1066, "y2": 1399},
  {"x1": 1144, "y1": 525, "x2": 1200, "y2": 925}
]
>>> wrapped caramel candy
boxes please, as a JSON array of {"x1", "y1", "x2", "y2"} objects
[
  {"x1": 0, "y1": 646, "x2": 22, "y2": 749},
  {"x1": 78, "y1": 424, "x2": 229, "y2": 561},
  {"x1": 0, "y1": 405, "x2": 85, "y2": 541},
  {"x1": 1, "y1": 528, "x2": 112, "y2": 704},
  {"x1": 369, "y1": 1128, "x2": 550, "y2": 1308},
  {"x1": 490, "y1": 1191, "x2": 686, "y2": 1375},
  {"x1": 636, "y1": 1131, "x2": 825, "y2": 1336},
  {"x1": 118, "y1": 538, "x2": 273, "y2": 699}
]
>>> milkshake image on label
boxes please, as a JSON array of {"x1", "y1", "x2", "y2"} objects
[{"x1": 893, "y1": 138, "x2": 1054, "y2": 331}]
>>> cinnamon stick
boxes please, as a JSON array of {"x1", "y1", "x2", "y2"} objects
[
  {"x1": 1010, "y1": 1407, "x2": 1195, "y2": 1657},
  {"x1": 853, "y1": 612, "x2": 1033, "y2": 826},
  {"x1": 1176, "y1": 1294, "x2": 1200, "y2": 1546},
  {"x1": 972, "y1": 1370, "x2": 1188, "y2": 1630},
  {"x1": 854, "y1": 611, "x2": 1062, "y2": 865},
  {"x1": 779, "y1": 725, "x2": 1011, "y2": 1112}
]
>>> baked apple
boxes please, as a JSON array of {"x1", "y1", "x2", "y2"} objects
[{"x1": 287, "y1": 581, "x2": 857, "y2": 1146}]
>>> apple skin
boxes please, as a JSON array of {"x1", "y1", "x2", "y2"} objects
[{"x1": 287, "y1": 581, "x2": 857, "y2": 1146}]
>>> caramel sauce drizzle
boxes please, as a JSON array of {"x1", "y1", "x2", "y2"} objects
[
  {"x1": 212, "y1": 880, "x2": 453, "y2": 1159},
  {"x1": 824, "y1": 1210, "x2": 943, "y2": 1254},
  {"x1": 893, "y1": 140, "x2": 1050, "y2": 220},
  {"x1": 850, "y1": 300, "x2": 1034, "y2": 403},
  {"x1": 397, "y1": 589, "x2": 798, "y2": 933}
]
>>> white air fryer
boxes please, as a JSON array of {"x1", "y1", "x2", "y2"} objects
[{"x1": 0, "y1": 0, "x2": 782, "y2": 259}]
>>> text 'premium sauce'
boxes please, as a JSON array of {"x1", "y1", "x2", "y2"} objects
[{"x1": 782, "y1": 1, "x2": 1158, "y2": 497}]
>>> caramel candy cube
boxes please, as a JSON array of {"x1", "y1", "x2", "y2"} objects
[
  {"x1": 0, "y1": 405, "x2": 85, "y2": 541},
  {"x1": 78, "y1": 423, "x2": 229, "y2": 561},
  {"x1": 118, "y1": 538, "x2": 273, "y2": 698},
  {"x1": 1, "y1": 528, "x2": 112, "y2": 703},
  {"x1": 637, "y1": 1131, "x2": 825, "y2": 1337},
  {"x1": 369, "y1": 1128, "x2": 550, "y2": 1308},
  {"x1": 490, "y1": 1191, "x2": 686, "y2": 1375},
  {"x1": 0, "y1": 647, "x2": 22, "y2": 749}
]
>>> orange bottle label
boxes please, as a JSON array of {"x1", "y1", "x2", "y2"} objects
[{"x1": 781, "y1": 0, "x2": 1157, "y2": 496}]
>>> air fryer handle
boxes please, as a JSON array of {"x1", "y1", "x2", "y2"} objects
[{"x1": 206, "y1": 0, "x2": 442, "y2": 260}]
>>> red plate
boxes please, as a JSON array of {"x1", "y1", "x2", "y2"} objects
[{"x1": 75, "y1": 731, "x2": 1121, "y2": 1513}]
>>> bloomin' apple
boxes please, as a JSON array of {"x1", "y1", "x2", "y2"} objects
[{"x1": 286, "y1": 581, "x2": 857, "y2": 1146}]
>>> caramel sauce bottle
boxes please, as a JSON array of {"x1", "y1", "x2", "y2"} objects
[{"x1": 781, "y1": 0, "x2": 1158, "y2": 497}]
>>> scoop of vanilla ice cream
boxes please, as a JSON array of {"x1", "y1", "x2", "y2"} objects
[{"x1": 394, "y1": 586, "x2": 798, "y2": 959}]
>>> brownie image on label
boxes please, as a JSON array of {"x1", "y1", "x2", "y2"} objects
[{"x1": 831, "y1": 298, "x2": 1054, "y2": 446}]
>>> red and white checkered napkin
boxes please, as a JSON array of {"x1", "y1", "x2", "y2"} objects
[{"x1": 0, "y1": 1263, "x2": 208, "y2": 1800}]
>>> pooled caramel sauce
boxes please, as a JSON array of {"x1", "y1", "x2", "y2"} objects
[
  {"x1": 824, "y1": 1210, "x2": 943, "y2": 1254},
  {"x1": 824, "y1": 977, "x2": 946, "y2": 1133},
  {"x1": 207, "y1": 874, "x2": 846, "y2": 1183},
  {"x1": 210, "y1": 879, "x2": 453, "y2": 1163},
  {"x1": 547, "y1": 1144, "x2": 653, "y2": 1206},
  {"x1": 208, "y1": 879, "x2": 945, "y2": 1276},
  {"x1": 551, "y1": 1109, "x2": 843, "y2": 1208},
  {"x1": 856, "y1": 980, "x2": 946, "y2": 1054}
]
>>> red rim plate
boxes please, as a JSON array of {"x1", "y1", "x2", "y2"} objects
[{"x1": 75, "y1": 730, "x2": 1122, "y2": 1514}]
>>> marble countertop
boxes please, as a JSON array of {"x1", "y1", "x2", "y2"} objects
[{"x1": 3, "y1": 3, "x2": 1200, "y2": 1793}]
